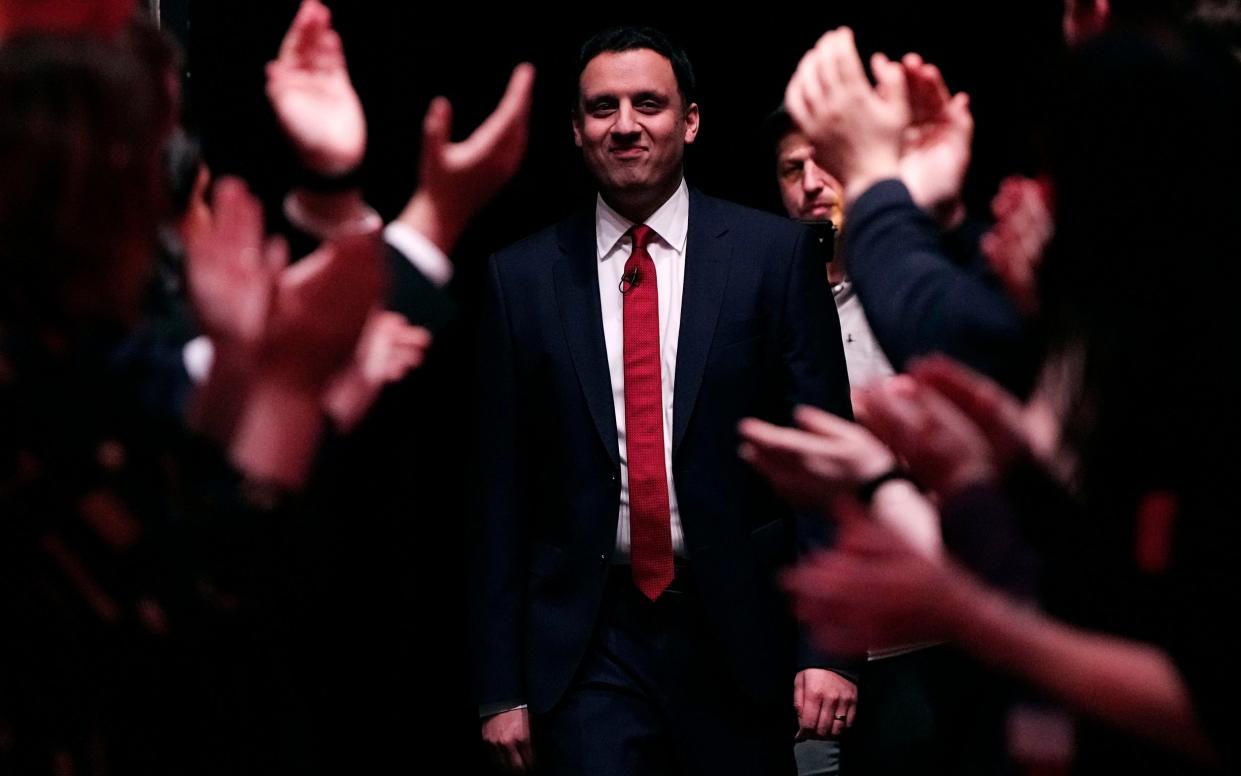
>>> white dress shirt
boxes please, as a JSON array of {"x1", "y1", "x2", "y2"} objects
[{"x1": 595, "y1": 179, "x2": 689, "y2": 558}]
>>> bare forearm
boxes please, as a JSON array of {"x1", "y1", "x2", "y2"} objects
[{"x1": 949, "y1": 579, "x2": 1214, "y2": 762}]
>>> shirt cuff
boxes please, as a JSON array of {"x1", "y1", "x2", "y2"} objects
[
  {"x1": 183, "y1": 335, "x2": 215, "y2": 385},
  {"x1": 384, "y1": 221, "x2": 453, "y2": 289},
  {"x1": 479, "y1": 700, "x2": 528, "y2": 719}
]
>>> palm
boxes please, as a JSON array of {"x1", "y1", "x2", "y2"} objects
[
  {"x1": 266, "y1": 0, "x2": 366, "y2": 175},
  {"x1": 420, "y1": 64, "x2": 534, "y2": 209},
  {"x1": 271, "y1": 74, "x2": 365, "y2": 172},
  {"x1": 185, "y1": 177, "x2": 282, "y2": 350}
]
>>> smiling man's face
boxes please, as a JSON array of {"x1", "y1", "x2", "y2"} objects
[{"x1": 573, "y1": 47, "x2": 699, "y2": 217}]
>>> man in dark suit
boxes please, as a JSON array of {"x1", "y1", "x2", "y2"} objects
[{"x1": 476, "y1": 27, "x2": 856, "y2": 775}]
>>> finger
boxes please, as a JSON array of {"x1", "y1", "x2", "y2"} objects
[
  {"x1": 845, "y1": 696, "x2": 858, "y2": 728},
  {"x1": 948, "y1": 91, "x2": 973, "y2": 133},
  {"x1": 264, "y1": 235, "x2": 290, "y2": 276},
  {"x1": 903, "y1": 54, "x2": 935, "y2": 123},
  {"x1": 907, "y1": 356, "x2": 1023, "y2": 442},
  {"x1": 815, "y1": 696, "x2": 834, "y2": 738},
  {"x1": 793, "y1": 404, "x2": 853, "y2": 438},
  {"x1": 856, "y1": 383, "x2": 924, "y2": 454},
  {"x1": 871, "y1": 52, "x2": 907, "y2": 108},
  {"x1": 819, "y1": 698, "x2": 842, "y2": 737},
  {"x1": 796, "y1": 674, "x2": 819, "y2": 732},
  {"x1": 212, "y1": 177, "x2": 262, "y2": 260},
  {"x1": 810, "y1": 30, "x2": 844, "y2": 102},
  {"x1": 789, "y1": 51, "x2": 828, "y2": 124},
  {"x1": 279, "y1": 0, "x2": 328, "y2": 63},
  {"x1": 505, "y1": 743, "x2": 527, "y2": 773},
  {"x1": 832, "y1": 28, "x2": 869, "y2": 92},
  {"x1": 309, "y1": 28, "x2": 346, "y2": 72},
  {"x1": 909, "y1": 380, "x2": 978, "y2": 433},
  {"x1": 392, "y1": 325, "x2": 433, "y2": 349},
  {"x1": 420, "y1": 96, "x2": 453, "y2": 169},
  {"x1": 920, "y1": 62, "x2": 951, "y2": 107},
  {"x1": 518, "y1": 736, "x2": 536, "y2": 772},
  {"x1": 738, "y1": 417, "x2": 832, "y2": 459}
]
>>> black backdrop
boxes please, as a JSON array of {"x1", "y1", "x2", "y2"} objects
[{"x1": 184, "y1": 1, "x2": 1064, "y2": 303}]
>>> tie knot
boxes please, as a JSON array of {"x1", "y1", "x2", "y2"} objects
[{"x1": 629, "y1": 224, "x2": 655, "y2": 252}]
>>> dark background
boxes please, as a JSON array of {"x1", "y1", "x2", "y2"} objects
[
  {"x1": 178, "y1": 1, "x2": 1064, "y2": 301},
  {"x1": 166, "y1": 4, "x2": 1065, "y2": 769}
]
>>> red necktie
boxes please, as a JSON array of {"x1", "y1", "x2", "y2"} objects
[{"x1": 623, "y1": 224, "x2": 674, "y2": 600}]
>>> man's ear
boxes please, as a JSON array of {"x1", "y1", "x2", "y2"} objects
[{"x1": 683, "y1": 102, "x2": 700, "y2": 145}]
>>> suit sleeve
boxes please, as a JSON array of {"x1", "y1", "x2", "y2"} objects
[
  {"x1": 844, "y1": 179, "x2": 1035, "y2": 395},
  {"x1": 383, "y1": 241, "x2": 458, "y2": 336},
  {"x1": 780, "y1": 225, "x2": 863, "y2": 680},
  {"x1": 472, "y1": 255, "x2": 527, "y2": 713}
]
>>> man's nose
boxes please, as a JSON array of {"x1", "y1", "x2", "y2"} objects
[
  {"x1": 802, "y1": 161, "x2": 823, "y2": 193},
  {"x1": 612, "y1": 102, "x2": 640, "y2": 136}
]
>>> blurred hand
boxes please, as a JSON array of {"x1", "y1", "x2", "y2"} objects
[
  {"x1": 399, "y1": 63, "x2": 535, "y2": 255},
  {"x1": 184, "y1": 177, "x2": 286, "y2": 357},
  {"x1": 323, "y1": 310, "x2": 432, "y2": 431},
  {"x1": 266, "y1": 0, "x2": 366, "y2": 175},
  {"x1": 907, "y1": 354, "x2": 1061, "y2": 473},
  {"x1": 897, "y1": 53, "x2": 973, "y2": 228},
  {"x1": 785, "y1": 27, "x2": 907, "y2": 203},
  {"x1": 855, "y1": 375, "x2": 997, "y2": 499},
  {"x1": 739, "y1": 405, "x2": 896, "y2": 513},
  {"x1": 261, "y1": 227, "x2": 384, "y2": 391},
  {"x1": 980, "y1": 175, "x2": 1054, "y2": 316},
  {"x1": 783, "y1": 502, "x2": 970, "y2": 654}
]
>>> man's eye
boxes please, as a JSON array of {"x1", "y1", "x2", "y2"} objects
[{"x1": 590, "y1": 104, "x2": 616, "y2": 117}]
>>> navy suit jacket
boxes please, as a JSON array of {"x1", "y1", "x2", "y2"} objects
[
  {"x1": 474, "y1": 188, "x2": 855, "y2": 715},
  {"x1": 844, "y1": 180, "x2": 1038, "y2": 395}
]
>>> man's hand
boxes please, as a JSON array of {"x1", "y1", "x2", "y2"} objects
[
  {"x1": 323, "y1": 310, "x2": 432, "y2": 432},
  {"x1": 482, "y1": 708, "x2": 535, "y2": 773},
  {"x1": 261, "y1": 228, "x2": 384, "y2": 392},
  {"x1": 266, "y1": 0, "x2": 366, "y2": 175},
  {"x1": 785, "y1": 27, "x2": 908, "y2": 204},
  {"x1": 854, "y1": 375, "x2": 998, "y2": 500},
  {"x1": 739, "y1": 405, "x2": 896, "y2": 514},
  {"x1": 184, "y1": 177, "x2": 287, "y2": 358},
  {"x1": 398, "y1": 63, "x2": 535, "y2": 255},
  {"x1": 784, "y1": 506, "x2": 969, "y2": 656},
  {"x1": 979, "y1": 175, "x2": 1054, "y2": 316},
  {"x1": 795, "y1": 668, "x2": 857, "y2": 739},
  {"x1": 897, "y1": 53, "x2": 973, "y2": 228}
]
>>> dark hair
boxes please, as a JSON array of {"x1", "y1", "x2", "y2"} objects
[
  {"x1": 761, "y1": 105, "x2": 796, "y2": 153},
  {"x1": 575, "y1": 26, "x2": 697, "y2": 108},
  {"x1": 0, "y1": 35, "x2": 164, "y2": 326}
]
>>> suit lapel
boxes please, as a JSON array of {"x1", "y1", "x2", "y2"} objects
[
  {"x1": 553, "y1": 209, "x2": 621, "y2": 467},
  {"x1": 673, "y1": 190, "x2": 732, "y2": 457}
]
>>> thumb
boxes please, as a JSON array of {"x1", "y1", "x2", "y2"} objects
[{"x1": 420, "y1": 96, "x2": 453, "y2": 170}]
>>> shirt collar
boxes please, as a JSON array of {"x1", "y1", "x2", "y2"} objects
[{"x1": 595, "y1": 178, "x2": 689, "y2": 260}]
